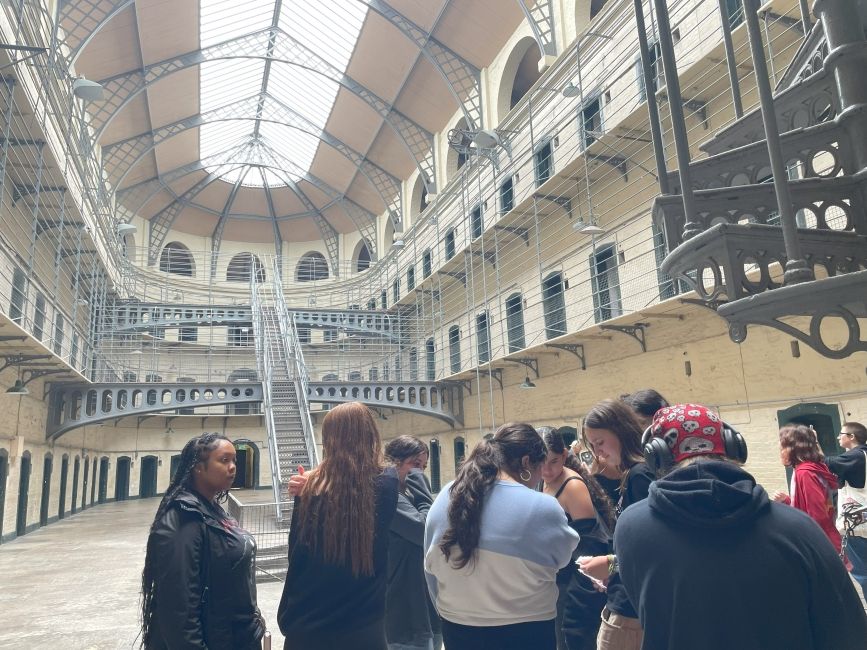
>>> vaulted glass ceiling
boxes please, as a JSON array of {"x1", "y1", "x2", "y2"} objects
[{"x1": 199, "y1": 0, "x2": 369, "y2": 187}]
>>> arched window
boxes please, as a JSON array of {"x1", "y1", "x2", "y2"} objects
[
  {"x1": 446, "y1": 118, "x2": 470, "y2": 181},
  {"x1": 296, "y1": 252, "x2": 329, "y2": 282},
  {"x1": 505, "y1": 293, "x2": 526, "y2": 352},
  {"x1": 429, "y1": 440, "x2": 441, "y2": 492},
  {"x1": 453, "y1": 437, "x2": 466, "y2": 474},
  {"x1": 448, "y1": 326, "x2": 461, "y2": 374},
  {"x1": 409, "y1": 348, "x2": 418, "y2": 381},
  {"x1": 226, "y1": 253, "x2": 265, "y2": 283},
  {"x1": 10, "y1": 267, "x2": 26, "y2": 324},
  {"x1": 33, "y1": 293, "x2": 46, "y2": 341},
  {"x1": 425, "y1": 338, "x2": 435, "y2": 381},
  {"x1": 409, "y1": 175, "x2": 430, "y2": 225},
  {"x1": 497, "y1": 37, "x2": 542, "y2": 122},
  {"x1": 476, "y1": 311, "x2": 491, "y2": 363},
  {"x1": 354, "y1": 240, "x2": 372, "y2": 272},
  {"x1": 159, "y1": 242, "x2": 195, "y2": 277},
  {"x1": 542, "y1": 272, "x2": 567, "y2": 339}
]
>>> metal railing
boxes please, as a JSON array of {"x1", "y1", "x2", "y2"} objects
[{"x1": 227, "y1": 492, "x2": 293, "y2": 582}]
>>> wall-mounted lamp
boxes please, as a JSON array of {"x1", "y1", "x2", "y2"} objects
[
  {"x1": 392, "y1": 239, "x2": 406, "y2": 250},
  {"x1": 572, "y1": 219, "x2": 605, "y2": 235},
  {"x1": 116, "y1": 223, "x2": 137, "y2": 236},
  {"x1": 519, "y1": 376, "x2": 537, "y2": 389},
  {"x1": 562, "y1": 82, "x2": 582, "y2": 98},
  {"x1": 5, "y1": 379, "x2": 28, "y2": 395}
]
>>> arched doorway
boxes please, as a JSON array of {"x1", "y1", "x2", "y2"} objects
[
  {"x1": 97, "y1": 456, "x2": 109, "y2": 504},
  {"x1": 139, "y1": 456, "x2": 158, "y2": 498},
  {"x1": 115, "y1": 456, "x2": 131, "y2": 501},
  {"x1": 40, "y1": 453, "x2": 53, "y2": 527},
  {"x1": 58, "y1": 454, "x2": 69, "y2": 520},
  {"x1": 429, "y1": 440, "x2": 441, "y2": 493},
  {"x1": 232, "y1": 440, "x2": 260, "y2": 489},
  {"x1": 81, "y1": 456, "x2": 89, "y2": 510},
  {"x1": 71, "y1": 456, "x2": 80, "y2": 515},
  {"x1": 17, "y1": 451, "x2": 32, "y2": 536},
  {"x1": 777, "y1": 402, "x2": 844, "y2": 484},
  {"x1": 169, "y1": 454, "x2": 182, "y2": 482}
]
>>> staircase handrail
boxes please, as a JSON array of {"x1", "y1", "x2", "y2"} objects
[
  {"x1": 272, "y1": 258, "x2": 320, "y2": 467},
  {"x1": 250, "y1": 278, "x2": 284, "y2": 511}
]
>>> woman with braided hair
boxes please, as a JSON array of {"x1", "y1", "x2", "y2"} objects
[{"x1": 140, "y1": 432, "x2": 265, "y2": 649}]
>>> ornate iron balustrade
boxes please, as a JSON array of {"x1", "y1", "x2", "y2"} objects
[
  {"x1": 307, "y1": 381, "x2": 463, "y2": 427},
  {"x1": 46, "y1": 382, "x2": 265, "y2": 440}
]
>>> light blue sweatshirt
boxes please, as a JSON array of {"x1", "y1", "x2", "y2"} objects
[{"x1": 424, "y1": 480, "x2": 579, "y2": 627}]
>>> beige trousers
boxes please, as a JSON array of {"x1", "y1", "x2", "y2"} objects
[{"x1": 596, "y1": 607, "x2": 644, "y2": 650}]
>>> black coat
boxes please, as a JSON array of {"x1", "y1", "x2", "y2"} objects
[{"x1": 145, "y1": 489, "x2": 264, "y2": 650}]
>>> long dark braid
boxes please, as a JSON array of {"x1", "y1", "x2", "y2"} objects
[
  {"x1": 539, "y1": 426, "x2": 617, "y2": 531},
  {"x1": 139, "y1": 432, "x2": 231, "y2": 648}
]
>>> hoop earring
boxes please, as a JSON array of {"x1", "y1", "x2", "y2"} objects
[{"x1": 519, "y1": 468, "x2": 532, "y2": 482}]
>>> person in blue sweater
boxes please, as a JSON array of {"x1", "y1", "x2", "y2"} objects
[
  {"x1": 424, "y1": 423, "x2": 579, "y2": 650},
  {"x1": 615, "y1": 403, "x2": 867, "y2": 650}
]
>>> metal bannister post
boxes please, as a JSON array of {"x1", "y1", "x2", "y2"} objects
[
  {"x1": 634, "y1": 0, "x2": 671, "y2": 194},
  {"x1": 741, "y1": 0, "x2": 814, "y2": 284},
  {"x1": 799, "y1": 0, "x2": 812, "y2": 35},
  {"x1": 651, "y1": 0, "x2": 700, "y2": 239},
  {"x1": 717, "y1": 0, "x2": 744, "y2": 118}
]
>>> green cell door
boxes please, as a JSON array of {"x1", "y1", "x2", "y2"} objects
[{"x1": 16, "y1": 453, "x2": 31, "y2": 536}]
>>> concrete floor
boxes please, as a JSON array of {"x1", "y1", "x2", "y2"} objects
[{"x1": 0, "y1": 499, "x2": 286, "y2": 650}]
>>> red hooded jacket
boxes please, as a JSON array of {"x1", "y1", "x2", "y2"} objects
[{"x1": 782, "y1": 461, "x2": 842, "y2": 553}]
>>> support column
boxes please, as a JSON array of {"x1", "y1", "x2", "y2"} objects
[
  {"x1": 717, "y1": 0, "x2": 744, "y2": 118},
  {"x1": 651, "y1": 0, "x2": 700, "y2": 239},
  {"x1": 742, "y1": 0, "x2": 813, "y2": 283}
]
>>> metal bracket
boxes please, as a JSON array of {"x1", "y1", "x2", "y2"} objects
[
  {"x1": 505, "y1": 357, "x2": 539, "y2": 378},
  {"x1": 416, "y1": 288, "x2": 441, "y2": 300},
  {"x1": 0, "y1": 336, "x2": 27, "y2": 343},
  {"x1": 592, "y1": 155, "x2": 628, "y2": 181},
  {"x1": 12, "y1": 184, "x2": 66, "y2": 203},
  {"x1": 534, "y1": 194, "x2": 573, "y2": 218},
  {"x1": 684, "y1": 99, "x2": 709, "y2": 129},
  {"x1": 599, "y1": 323, "x2": 649, "y2": 352},
  {"x1": 494, "y1": 225, "x2": 530, "y2": 245},
  {"x1": 545, "y1": 343, "x2": 586, "y2": 370},
  {"x1": 0, "y1": 354, "x2": 52, "y2": 373},
  {"x1": 440, "y1": 270, "x2": 467, "y2": 286},
  {"x1": 477, "y1": 368, "x2": 503, "y2": 390},
  {"x1": 23, "y1": 369, "x2": 71, "y2": 385},
  {"x1": 470, "y1": 250, "x2": 497, "y2": 267},
  {"x1": 679, "y1": 297, "x2": 728, "y2": 312}
]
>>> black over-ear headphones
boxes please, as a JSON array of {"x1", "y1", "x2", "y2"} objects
[{"x1": 641, "y1": 421, "x2": 748, "y2": 474}]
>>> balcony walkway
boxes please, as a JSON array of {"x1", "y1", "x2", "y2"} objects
[{"x1": 0, "y1": 498, "x2": 286, "y2": 649}]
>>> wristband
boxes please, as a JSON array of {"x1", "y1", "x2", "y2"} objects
[{"x1": 607, "y1": 554, "x2": 619, "y2": 576}]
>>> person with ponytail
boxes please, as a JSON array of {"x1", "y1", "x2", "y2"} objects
[
  {"x1": 277, "y1": 402, "x2": 399, "y2": 650},
  {"x1": 423, "y1": 423, "x2": 579, "y2": 650},
  {"x1": 538, "y1": 427, "x2": 615, "y2": 650},
  {"x1": 140, "y1": 432, "x2": 264, "y2": 649}
]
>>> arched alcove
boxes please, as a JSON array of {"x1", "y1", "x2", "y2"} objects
[
  {"x1": 159, "y1": 242, "x2": 195, "y2": 277},
  {"x1": 409, "y1": 174, "x2": 430, "y2": 225},
  {"x1": 226, "y1": 253, "x2": 266, "y2": 283},
  {"x1": 497, "y1": 36, "x2": 542, "y2": 122},
  {"x1": 353, "y1": 239, "x2": 373, "y2": 273},
  {"x1": 445, "y1": 117, "x2": 470, "y2": 182},
  {"x1": 383, "y1": 219, "x2": 396, "y2": 252},
  {"x1": 232, "y1": 439, "x2": 260, "y2": 489},
  {"x1": 296, "y1": 252, "x2": 329, "y2": 282}
]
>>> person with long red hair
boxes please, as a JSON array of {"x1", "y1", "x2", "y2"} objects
[{"x1": 277, "y1": 402, "x2": 399, "y2": 649}]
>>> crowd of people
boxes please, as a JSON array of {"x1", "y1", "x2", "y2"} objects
[{"x1": 137, "y1": 396, "x2": 867, "y2": 650}]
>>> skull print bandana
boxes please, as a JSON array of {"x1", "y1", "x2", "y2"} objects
[{"x1": 649, "y1": 403, "x2": 726, "y2": 464}]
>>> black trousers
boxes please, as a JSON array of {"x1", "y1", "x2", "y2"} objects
[
  {"x1": 282, "y1": 619, "x2": 387, "y2": 650},
  {"x1": 440, "y1": 618, "x2": 556, "y2": 650}
]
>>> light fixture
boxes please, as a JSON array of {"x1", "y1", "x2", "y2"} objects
[
  {"x1": 116, "y1": 223, "x2": 137, "y2": 236},
  {"x1": 130, "y1": 349, "x2": 142, "y2": 355},
  {"x1": 72, "y1": 77, "x2": 104, "y2": 102},
  {"x1": 392, "y1": 239, "x2": 406, "y2": 250},
  {"x1": 472, "y1": 129, "x2": 503, "y2": 149},
  {"x1": 573, "y1": 219, "x2": 606, "y2": 235},
  {"x1": 6, "y1": 379, "x2": 29, "y2": 395},
  {"x1": 519, "y1": 376, "x2": 536, "y2": 389},
  {"x1": 562, "y1": 82, "x2": 582, "y2": 98},
  {"x1": 75, "y1": 298, "x2": 89, "y2": 306},
  {"x1": 307, "y1": 294, "x2": 316, "y2": 307}
]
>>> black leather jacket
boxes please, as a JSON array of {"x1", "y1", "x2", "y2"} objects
[{"x1": 146, "y1": 489, "x2": 264, "y2": 649}]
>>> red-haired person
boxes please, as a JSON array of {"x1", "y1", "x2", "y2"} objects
[
  {"x1": 772, "y1": 424, "x2": 842, "y2": 555},
  {"x1": 277, "y1": 402, "x2": 399, "y2": 650}
]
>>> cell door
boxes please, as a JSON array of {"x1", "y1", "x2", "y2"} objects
[
  {"x1": 777, "y1": 402, "x2": 843, "y2": 485},
  {"x1": 40, "y1": 455, "x2": 53, "y2": 526},
  {"x1": 0, "y1": 451, "x2": 7, "y2": 541},
  {"x1": 139, "y1": 456, "x2": 158, "y2": 498},
  {"x1": 58, "y1": 456, "x2": 69, "y2": 519},
  {"x1": 71, "y1": 458, "x2": 80, "y2": 514},
  {"x1": 98, "y1": 458, "x2": 109, "y2": 503},
  {"x1": 233, "y1": 447, "x2": 248, "y2": 489},
  {"x1": 17, "y1": 453, "x2": 31, "y2": 536},
  {"x1": 115, "y1": 457, "x2": 131, "y2": 501}
]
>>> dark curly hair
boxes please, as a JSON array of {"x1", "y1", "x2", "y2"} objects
[
  {"x1": 439, "y1": 423, "x2": 545, "y2": 569},
  {"x1": 779, "y1": 424, "x2": 824, "y2": 465}
]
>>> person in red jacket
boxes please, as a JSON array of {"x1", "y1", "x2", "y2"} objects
[{"x1": 773, "y1": 424, "x2": 843, "y2": 555}]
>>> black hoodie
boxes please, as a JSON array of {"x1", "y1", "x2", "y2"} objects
[{"x1": 614, "y1": 460, "x2": 867, "y2": 650}]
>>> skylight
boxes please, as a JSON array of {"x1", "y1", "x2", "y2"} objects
[{"x1": 199, "y1": 0, "x2": 368, "y2": 187}]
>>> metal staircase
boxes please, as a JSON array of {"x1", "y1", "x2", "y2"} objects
[
  {"x1": 654, "y1": 0, "x2": 867, "y2": 358},
  {"x1": 251, "y1": 266, "x2": 319, "y2": 513}
]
